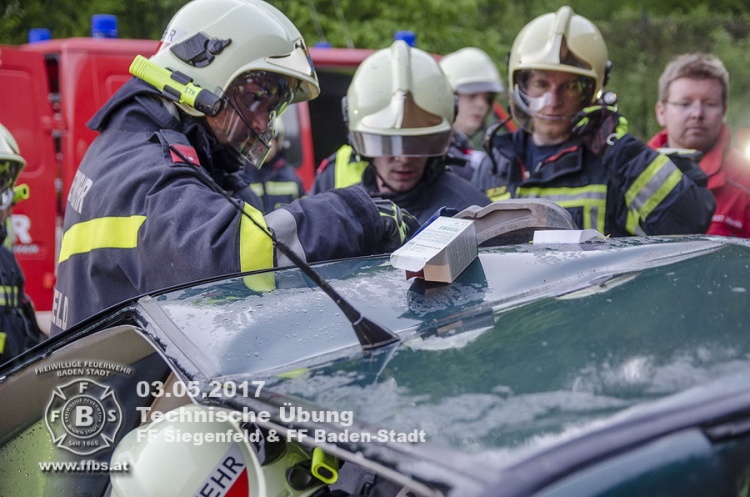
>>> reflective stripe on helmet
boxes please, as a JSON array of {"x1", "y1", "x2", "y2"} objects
[{"x1": 58, "y1": 216, "x2": 146, "y2": 264}]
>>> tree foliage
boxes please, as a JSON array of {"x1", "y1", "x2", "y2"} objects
[{"x1": 2, "y1": 0, "x2": 750, "y2": 139}]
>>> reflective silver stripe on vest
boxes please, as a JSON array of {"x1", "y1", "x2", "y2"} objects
[
  {"x1": 627, "y1": 155, "x2": 678, "y2": 214},
  {"x1": 516, "y1": 186, "x2": 607, "y2": 231}
]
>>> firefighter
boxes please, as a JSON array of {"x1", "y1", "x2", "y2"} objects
[
  {"x1": 439, "y1": 47, "x2": 505, "y2": 181},
  {"x1": 238, "y1": 117, "x2": 305, "y2": 212},
  {"x1": 0, "y1": 123, "x2": 43, "y2": 365},
  {"x1": 50, "y1": 0, "x2": 419, "y2": 335},
  {"x1": 473, "y1": 6, "x2": 715, "y2": 236},
  {"x1": 309, "y1": 40, "x2": 490, "y2": 224}
]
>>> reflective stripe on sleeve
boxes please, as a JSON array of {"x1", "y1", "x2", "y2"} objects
[
  {"x1": 239, "y1": 204, "x2": 274, "y2": 272},
  {"x1": 334, "y1": 145, "x2": 369, "y2": 189},
  {"x1": 239, "y1": 204, "x2": 276, "y2": 292},
  {"x1": 624, "y1": 155, "x2": 683, "y2": 234},
  {"x1": 516, "y1": 185, "x2": 607, "y2": 232},
  {"x1": 58, "y1": 216, "x2": 146, "y2": 263}
]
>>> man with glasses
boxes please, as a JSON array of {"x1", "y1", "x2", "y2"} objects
[
  {"x1": 473, "y1": 6, "x2": 715, "y2": 237},
  {"x1": 50, "y1": 0, "x2": 419, "y2": 335},
  {"x1": 648, "y1": 53, "x2": 750, "y2": 238}
]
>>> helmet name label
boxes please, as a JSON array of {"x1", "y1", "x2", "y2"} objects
[{"x1": 195, "y1": 443, "x2": 248, "y2": 497}]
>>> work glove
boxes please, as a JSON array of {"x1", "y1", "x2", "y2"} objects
[
  {"x1": 372, "y1": 198, "x2": 421, "y2": 252},
  {"x1": 571, "y1": 105, "x2": 628, "y2": 155}
]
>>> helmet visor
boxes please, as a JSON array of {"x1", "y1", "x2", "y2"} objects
[
  {"x1": 511, "y1": 70, "x2": 595, "y2": 130},
  {"x1": 209, "y1": 71, "x2": 296, "y2": 168},
  {"x1": 0, "y1": 160, "x2": 22, "y2": 194},
  {"x1": 351, "y1": 130, "x2": 452, "y2": 158}
]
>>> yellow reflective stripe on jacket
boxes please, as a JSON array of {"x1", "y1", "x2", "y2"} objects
[
  {"x1": 0, "y1": 284, "x2": 20, "y2": 306},
  {"x1": 265, "y1": 182, "x2": 300, "y2": 197},
  {"x1": 517, "y1": 185, "x2": 607, "y2": 232},
  {"x1": 238, "y1": 203, "x2": 275, "y2": 291},
  {"x1": 249, "y1": 183, "x2": 264, "y2": 197},
  {"x1": 0, "y1": 331, "x2": 5, "y2": 353},
  {"x1": 334, "y1": 145, "x2": 368, "y2": 189},
  {"x1": 624, "y1": 154, "x2": 683, "y2": 234},
  {"x1": 58, "y1": 216, "x2": 146, "y2": 263},
  {"x1": 249, "y1": 181, "x2": 300, "y2": 198}
]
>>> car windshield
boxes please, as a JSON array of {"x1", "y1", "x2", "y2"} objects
[{"x1": 151, "y1": 237, "x2": 750, "y2": 467}]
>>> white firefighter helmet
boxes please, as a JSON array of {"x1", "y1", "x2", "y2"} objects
[
  {"x1": 0, "y1": 123, "x2": 26, "y2": 215},
  {"x1": 345, "y1": 40, "x2": 455, "y2": 157},
  {"x1": 507, "y1": 6, "x2": 609, "y2": 130},
  {"x1": 151, "y1": 0, "x2": 319, "y2": 110},
  {"x1": 109, "y1": 405, "x2": 325, "y2": 497},
  {"x1": 149, "y1": 0, "x2": 320, "y2": 168},
  {"x1": 439, "y1": 47, "x2": 505, "y2": 96}
]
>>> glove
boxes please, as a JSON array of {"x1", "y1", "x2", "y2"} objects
[
  {"x1": 372, "y1": 198, "x2": 421, "y2": 252},
  {"x1": 571, "y1": 105, "x2": 628, "y2": 154}
]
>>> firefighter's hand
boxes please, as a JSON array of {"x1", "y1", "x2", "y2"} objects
[
  {"x1": 372, "y1": 198, "x2": 420, "y2": 252},
  {"x1": 571, "y1": 105, "x2": 628, "y2": 154}
]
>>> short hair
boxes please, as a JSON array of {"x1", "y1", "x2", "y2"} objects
[{"x1": 657, "y1": 52, "x2": 729, "y2": 104}]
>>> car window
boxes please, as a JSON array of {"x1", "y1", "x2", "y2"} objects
[{"x1": 0, "y1": 325, "x2": 171, "y2": 497}]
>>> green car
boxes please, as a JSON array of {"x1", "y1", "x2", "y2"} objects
[{"x1": 1, "y1": 209, "x2": 749, "y2": 496}]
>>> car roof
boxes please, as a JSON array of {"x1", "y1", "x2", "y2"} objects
[{"x1": 140, "y1": 236, "x2": 750, "y2": 484}]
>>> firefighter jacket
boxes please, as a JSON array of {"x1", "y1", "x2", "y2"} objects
[
  {"x1": 50, "y1": 79, "x2": 392, "y2": 335},
  {"x1": 0, "y1": 244, "x2": 42, "y2": 367},
  {"x1": 649, "y1": 126, "x2": 750, "y2": 238},
  {"x1": 238, "y1": 152, "x2": 305, "y2": 213},
  {"x1": 445, "y1": 130, "x2": 495, "y2": 182},
  {"x1": 310, "y1": 145, "x2": 490, "y2": 224},
  {"x1": 474, "y1": 130, "x2": 715, "y2": 236}
]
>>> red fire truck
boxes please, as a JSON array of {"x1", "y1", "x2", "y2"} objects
[{"x1": 0, "y1": 36, "x2": 512, "y2": 325}]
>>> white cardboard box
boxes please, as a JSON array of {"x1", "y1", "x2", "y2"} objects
[{"x1": 390, "y1": 217, "x2": 477, "y2": 283}]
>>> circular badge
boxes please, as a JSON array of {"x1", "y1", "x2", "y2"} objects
[{"x1": 45, "y1": 379, "x2": 123, "y2": 456}]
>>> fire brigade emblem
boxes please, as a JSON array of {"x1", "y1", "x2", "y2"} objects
[{"x1": 45, "y1": 379, "x2": 123, "y2": 456}]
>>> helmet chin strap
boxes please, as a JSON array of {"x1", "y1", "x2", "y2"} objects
[{"x1": 371, "y1": 164, "x2": 399, "y2": 193}]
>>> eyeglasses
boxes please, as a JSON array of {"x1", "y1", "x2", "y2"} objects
[
  {"x1": 665, "y1": 100, "x2": 724, "y2": 114},
  {"x1": 524, "y1": 78, "x2": 586, "y2": 99}
]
